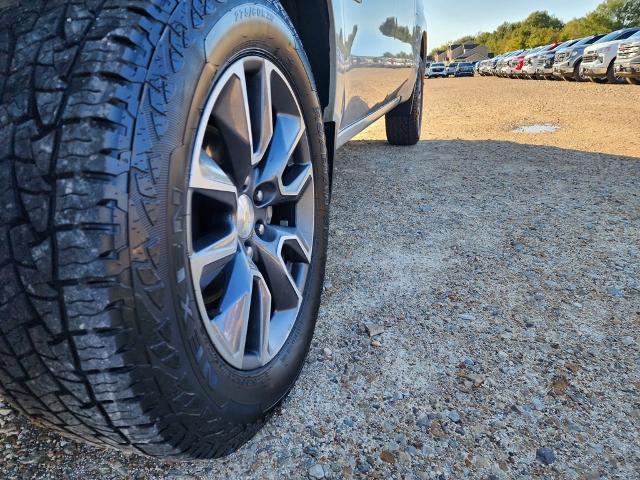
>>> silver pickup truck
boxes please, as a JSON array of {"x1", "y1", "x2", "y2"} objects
[{"x1": 0, "y1": 0, "x2": 426, "y2": 459}]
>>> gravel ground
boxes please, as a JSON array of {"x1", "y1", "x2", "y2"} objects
[{"x1": 1, "y1": 77, "x2": 639, "y2": 479}]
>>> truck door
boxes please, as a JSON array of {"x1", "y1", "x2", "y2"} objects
[{"x1": 340, "y1": 0, "x2": 418, "y2": 129}]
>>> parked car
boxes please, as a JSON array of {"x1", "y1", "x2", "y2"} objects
[
  {"x1": 535, "y1": 39, "x2": 581, "y2": 79},
  {"x1": 521, "y1": 45, "x2": 557, "y2": 78},
  {"x1": 428, "y1": 62, "x2": 448, "y2": 78},
  {"x1": 446, "y1": 62, "x2": 458, "y2": 76},
  {"x1": 454, "y1": 62, "x2": 475, "y2": 77},
  {"x1": 0, "y1": 0, "x2": 427, "y2": 460},
  {"x1": 582, "y1": 28, "x2": 640, "y2": 83},
  {"x1": 553, "y1": 34, "x2": 607, "y2": 81},
  {"x1": 511, "y1": 48, "x2": 541, "y2": 78},
  {"x1": 498, "y1": 50, "x2": 524, "y2": 77},
  {"x1": 615, "y1": 31, "x2": 640, "y2": 84}
]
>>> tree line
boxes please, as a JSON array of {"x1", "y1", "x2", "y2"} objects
[{"x1": 430, "y1": 0, "x2": 640, "y2": 57}]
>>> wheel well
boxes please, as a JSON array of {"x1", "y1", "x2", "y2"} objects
[
  {"x1": 278, "y1": 0, "x2": 334, "y2": 189},
  {"x1": 279, "y1": 0, "x2": 331, "y2": 111}
]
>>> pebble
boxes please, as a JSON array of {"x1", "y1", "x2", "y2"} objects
[
  {"x1": 371, "y1": 340, "x2": 382, "y2": 348},
  {"x1": 308, "y1": 464, "x2": 325, "y2": 479},
  {"x1": 621, "y1": 336, "x2": 634, "y2": 346},
  {"x1": 380, "y1": 451, "x2": 395, "y2": 464},
  {"x1": 447, "y1": 410, "x2": 461, "y2": 423},
  {"x1": 536, "y1": 447, "x2": 556, "y2": 465},
  {"x1": 458, "y1": 313, "x2": 476, "y2": 322},
  {"x1": 322, "y1": 348, "x2": 333, "y2": 358},
  {"x1": 365, "y1": 323, "x2": 385, "y2": 337},
  {"x1": 606, "y1": 287, "x2": 624, "y2": 297},
  {"x1": 417, "y1": 416, "x2": 430, "y2": 428}
]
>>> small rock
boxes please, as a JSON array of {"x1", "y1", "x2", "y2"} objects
[
  {"x1": 343, "y1": 418, "x2": 354, "y2": 428},
  {"x1": 0, "y1": 408, "x2": 12, "y2": 416},
  {"x1": 380, "y1": 451, "x2": 396, "y2": 464},
  {"x1": 365, "y1": 323, "x2": 385, "y2": 337},
  {"x1": 565, "y1": 362, "x2": 580, "y2": 373},
  {"x1": 447, "y1": 410, "x2": 461, "y2": 423},
  {"x1": 531, "y1": 397, "x2": 545, "y2": 411},
  {"x1": 398, "y1": 451, "x2": 412, "y2": 465},
  {"x1": 429, "y1": 420, "x2": 447, "y2": 439},
  {"x1": 323, "y1": 348, "x2": 333, "y2": 358},
  {"x1": 536, "y1": 447, "x2": 556, "y2": 465},
  {"x1": 416, "y1": 416, "x2": 430, "y2": 428},
  {"x1": 371, "y1": 340, "x2": 382, "y2": 348},
  {"x1": 309, "y1": 464, "x2": 325, "y2": 479},
  {"x1": 304, "y1": 445, "x2": 320, "y2": 458},
  {"x1": 458, "y1": 313, "x2": 476, "y2": 322},
  {"x1": 550, "y1": 376, "x2": 569, "y2": 395},
  {"x1": 606, "y1": 287, "x2": 624, "y2": 297},
  {"x1": 621, "y1": 336, "x2": 634, "y2": 346}
]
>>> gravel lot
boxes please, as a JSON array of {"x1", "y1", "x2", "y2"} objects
[{"x1": 1, "y1": 77, "x2": 639, "y2": 479}]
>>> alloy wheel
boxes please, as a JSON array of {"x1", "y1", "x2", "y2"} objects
[{"x1": 187, "y1": 56, "x2": 315, "y2": 370}]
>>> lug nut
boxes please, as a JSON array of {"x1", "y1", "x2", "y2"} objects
[
  {"x1": 256, "y1": 222, "x2": 265, "y2": 236},
  {"x1": 255, "y1": 190, "x2": 264, "y2": 203}
]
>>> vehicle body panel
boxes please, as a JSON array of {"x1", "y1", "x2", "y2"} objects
[
  {"x1": 582, "y1": 29, "x2": 640, "y2": 79},
  {"x1": 327, "y1": 0, "x2": 426, "y2": 147},
  {"x1": 614, "y1": 34, "x2": 640, "y2": 80}
]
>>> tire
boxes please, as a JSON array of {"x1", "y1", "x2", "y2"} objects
[
  {"x1": 626, "y1": 77, "x2": 640, "y2": 85},
  {"x1": 385, "y1": 62, "x2": 425, "y2": 146},
  {"x1": 573, "y1": 60, "x2": 586, "y2": 82},
  {"x1": 606, "y1": 60, "x2": 620, "y2": 84},
  {"x1": 0, "y1": 0, "x2": 329, "y2": 460}
]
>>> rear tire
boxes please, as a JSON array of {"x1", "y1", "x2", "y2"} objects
[
  {"x1": 0, "y1": 0, "x2": 329, "y2": 460},
  {"x1": 574, "y1": 60, "x2": 587, "y2": 82},
  {"x1": 385, "y1": 62, "x2": 425, "y2": 146}
]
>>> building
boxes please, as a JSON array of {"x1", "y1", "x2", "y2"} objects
[{"x1": 440, "y1": 43, "x2": 492, "y2": 63}]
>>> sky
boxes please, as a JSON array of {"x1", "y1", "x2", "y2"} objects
[{"x1": 426, "y1": 0, "x2": 605, "y2": 50}]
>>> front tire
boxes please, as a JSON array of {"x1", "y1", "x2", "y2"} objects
[
  {"x1": 573, "y1": 60, "x2": 587, "y2": 82},
  {"x1": 385, "y1": 62, "x2": 425, "y2": 146},
  {"x1": 0, "y1": 0, "x2": 328, "y2": 460}
]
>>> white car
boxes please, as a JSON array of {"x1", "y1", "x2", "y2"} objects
[
  {"x1": 428, "y1": 62, "x2": 447, "y2": 78},
  {"x1": 521, "y1": 46, "x2": 549, "y2": 78},
  {"x1": 581, "y1": 28, "x2": 640, "y2": 83}
]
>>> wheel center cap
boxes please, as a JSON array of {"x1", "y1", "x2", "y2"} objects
[{"x1": 236, "y1": 194, "x2": 255, "y2": 239}]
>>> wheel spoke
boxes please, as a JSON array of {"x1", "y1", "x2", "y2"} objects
[
  {"x1": 255, "y1": 113, "x2": 306, "y2": 201},
  {"x1": 249, "y1": 270, "x2": 273, "y2": 367},
  {"x1": 246, "y1": 58, "x2": 274, "y2": 166},
  {"x1": 190, "y1": 230, "x2": 238, "y2": 288},
  {"x1": 254, "y1": 225, "x2": 310, "y2": 311},
  {"x1": 211, "y1": 251, "x2": 254, "y2": 368},
  {"x1": 190, "y1": 150, "x2": 238, "y2": 205},
  {"x1": 211, "y1": 62, "x2": 254, "y2": 187}
]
